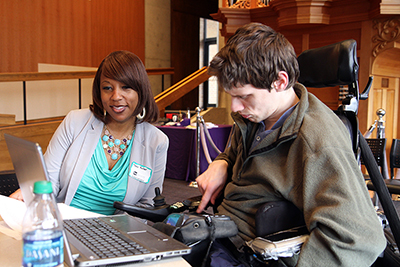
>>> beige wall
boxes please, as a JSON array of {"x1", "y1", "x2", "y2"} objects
[{"x1": 145, "y1": 0, "x2": 172, "y2": 98}]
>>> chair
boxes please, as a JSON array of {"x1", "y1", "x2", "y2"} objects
[
  {"x1": 390, "y1": 139, "x2": 400, "y2": 180},
  {"x1": 0, "y1": 170, "x2": 19, "y2": 196},
  {"x1": 366, "y1": 138, "x2": 400, "y2": 195},
  {"x1": 361, "y1": 138, "x2": 388, "y2": 179}
]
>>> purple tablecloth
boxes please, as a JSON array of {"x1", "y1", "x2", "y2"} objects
[{"x1": 157, "y1": 125, "x2": 232, "y2": 181}]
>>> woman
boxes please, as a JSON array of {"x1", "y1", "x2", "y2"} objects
[{"x1": 11, "y1": 51, "x2": 169, "y2": 215}]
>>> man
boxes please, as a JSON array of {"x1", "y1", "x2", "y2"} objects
[{"x1": 196, "y1": 22, "x2": 386, "y2": 266}]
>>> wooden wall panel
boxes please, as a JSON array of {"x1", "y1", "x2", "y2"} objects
[
  {"x1": 0, "y1": 1, "x2": 92, "y2": 72},
  {"x1": 0, "y1": 0, "x2": 145, "y2": 73},
  {"x1": 308, "y1": 26, "x2": 362, "y2": 50},
  {"x1": 283, "y1": 34, "x2": 304, "y2": 55},
  {"x1": 280, "y1": 22, "x2": 362, "y2": 53},
  {"x1": 90, "y1": 0, "x2": 145, "y2": 67}
]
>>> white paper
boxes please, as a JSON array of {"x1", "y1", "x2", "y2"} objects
[
  {"x1": 187, "y1": 122, "x2": 219, "y2": 129},
  {"x1": 0, "y1": 195, "x2": 26, "y2": 233},
  {"x1": 57, "y1": 203, "x2": 102, "y2": 220},
  {"x1": 0, "y1": 195, "x2": 102, "y2": 240}
]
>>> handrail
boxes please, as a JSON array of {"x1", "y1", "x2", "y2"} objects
[
  {"x1": 0, "y1": 66, "x2": 210, "y2": 124},
  {"x1": 0, "y1": 68, "x2": 174, "y2": 124},
  {"x1": 0, "y1": 67, "x2": 212, "y2": 172},
  {"x1": 155, "y1": 66, "x2": 211, "y2": 114},
  {"x1": 0, "y1": 71, "x2": 96, "y2": 82},
  {"x1": 0, "y1": 68, "x2": 174, "y2": 82}
]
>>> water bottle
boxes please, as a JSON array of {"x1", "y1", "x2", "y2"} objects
[{"x1": 22, "y1": 180, "x2": 64, "y2": 267}]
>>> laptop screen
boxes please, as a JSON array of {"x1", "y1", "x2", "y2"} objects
[{"x1": 4, "y1": 134, "x2": 49, "y2": 206}]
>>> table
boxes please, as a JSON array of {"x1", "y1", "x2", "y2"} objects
[
  {"x1": 0, "y1": 221, "x2": 21, "y2": 266},
  {"x1": 157, "y1": 125, "x2": 232, "y2": 181},
  {"x1": 0, "y1": 216, "x2": 191, "y2": 267}
]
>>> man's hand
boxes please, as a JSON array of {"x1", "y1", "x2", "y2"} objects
[
  {"x1": 9, "y1": 188, "x2": 24, "y2": 201},
  {"x1": 196, "y1": 160, "x2": 228, "y2": 213}
]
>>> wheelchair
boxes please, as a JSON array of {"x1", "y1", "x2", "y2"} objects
[{"x1": 114, "y1": 39, "x2": 400, "y2": 267}]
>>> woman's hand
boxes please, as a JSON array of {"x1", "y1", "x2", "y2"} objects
[
  {"x1": 9, "y1": 188, "x2": 24, "y2": 202},
  {"x1": 196, "y1": 160, "x2": 228, "y2": 213}
]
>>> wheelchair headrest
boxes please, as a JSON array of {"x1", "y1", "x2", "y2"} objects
[{"x1": 297, "y1": 39, "x2": 358, "y2": 88}]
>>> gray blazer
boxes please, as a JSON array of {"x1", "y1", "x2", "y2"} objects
[{"x1": 44, "y1": 109, "x2": 169, "y2": 207}]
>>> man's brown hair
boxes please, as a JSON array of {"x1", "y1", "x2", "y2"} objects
[{"x1": 208, "y1": 23, "x2": 299, "y2": 91}]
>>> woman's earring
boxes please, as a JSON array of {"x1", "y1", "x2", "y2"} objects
[
  {"x1": 136, "y1": 107, "x2": 146, "y2": 120},
  {"x1": 104, "y1": 109, "x2": 107, "y2": 118}
]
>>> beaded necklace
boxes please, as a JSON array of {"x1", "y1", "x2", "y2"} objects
[{"x1": 102, "y1": 126, "x2": 133, "y2": 160}]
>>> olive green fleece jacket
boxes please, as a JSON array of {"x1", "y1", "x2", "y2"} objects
[{"x1": 215, "y1": 83, "x2": 386, "y2": 266}]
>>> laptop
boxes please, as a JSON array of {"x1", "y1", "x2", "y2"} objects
[
  {"x1": 4, "y1": 134, "x2": 48, "y2": 205},
  {"x1": 4, "y1": 134, "x2": 191, "y2": 266}
]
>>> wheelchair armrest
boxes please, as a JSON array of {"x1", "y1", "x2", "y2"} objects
[
  {"x1": 113, "y1": 201, "x2": 171, "y2": 222},
  {"x1": 113, "y1": 188, "x2": 206, "y2": 222}
]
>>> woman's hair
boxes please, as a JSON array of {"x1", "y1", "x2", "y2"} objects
[
  {"x1": 90, "y1": 50, "x2": 159, "y2": 124},
  {"x1": 208, "y1": 22, "x2": 300, "y2": 91}
]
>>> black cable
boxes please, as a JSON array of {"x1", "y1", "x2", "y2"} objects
[{"x1": 201, "y1": 216, "x2": 216, "y2": 267}]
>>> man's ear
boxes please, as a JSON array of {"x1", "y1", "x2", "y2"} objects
[{"x1": 273, "y1": 71, "x2": 289, "y2": 92}]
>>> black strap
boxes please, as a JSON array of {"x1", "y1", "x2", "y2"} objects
[
  {"x1": 359, "y1": 132, "x2": 400, "y2": 248},
  {"x1": 201, "y1": 215, "x2": 217, "y2": 267}
]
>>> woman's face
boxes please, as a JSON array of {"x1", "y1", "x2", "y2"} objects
[{"x1": 100, "y1": 74, "x2": 139, "y2": 124}]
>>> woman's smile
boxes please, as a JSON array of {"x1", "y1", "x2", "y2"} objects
[{"x1": 111, "y1": 105, "x2": 127, "y2": 113}]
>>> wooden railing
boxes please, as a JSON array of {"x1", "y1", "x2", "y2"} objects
[
  {"x1": 0, "y1": 66, "x2": 211, "y2": 125},
  {"x1": 0, "y1": 68, "x2": 174, "y2": 125},
  {"x1": 155, "y1": 66, "x2": 211, "y2": 116},
  {"x1": 0, "y1": 68, "x2": 175, "y2": 82},
  {"x1": 0, "y1": 67, "x2": 212, "y2": 172}
]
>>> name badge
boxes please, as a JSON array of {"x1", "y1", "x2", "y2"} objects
[{"x1": 129, "y1": 162, "x2": 152, "y2": 184}]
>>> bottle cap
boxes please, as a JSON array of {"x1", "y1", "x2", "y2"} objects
[{"x1": 33, "y1": 181, "x2": 53, "y2": 194}]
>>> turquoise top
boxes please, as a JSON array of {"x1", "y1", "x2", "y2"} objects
[{"x1": 70, "y1": 133, "x2": 134, "y2": 215}]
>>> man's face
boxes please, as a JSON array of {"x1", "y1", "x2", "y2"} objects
[{"x1": 227, "y1": 84, "x2": 281, "y2": 124}]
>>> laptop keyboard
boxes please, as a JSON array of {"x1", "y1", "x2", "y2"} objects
[{"x1": 64, "y1": 218, "x2": 151, "y2": 259}]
